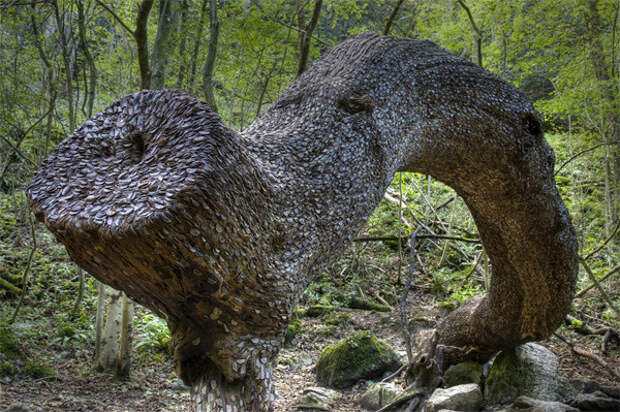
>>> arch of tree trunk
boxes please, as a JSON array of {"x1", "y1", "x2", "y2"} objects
[{"x1": 27, "y1": 33, "x2": 578, "y2": 411}]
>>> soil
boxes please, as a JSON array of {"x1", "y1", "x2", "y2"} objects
[{"x1": 1, "y1": 288, "x2": 618, "y2": 411}]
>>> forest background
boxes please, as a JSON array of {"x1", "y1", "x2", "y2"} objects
[{"x1": 0, "y1": 0, "x2": 618, "y2": 409}]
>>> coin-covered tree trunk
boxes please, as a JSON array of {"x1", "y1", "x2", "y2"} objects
[{"x1": 27, "y1": 33, "x2": 578, "y2": 411}]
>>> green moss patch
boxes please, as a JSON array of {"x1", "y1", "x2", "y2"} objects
[
  {"x1": 315, "y1": 331, "x2": 401, "y2": 388},
  {"x1": 0, "y1": 325, "x2": 21, "y2": 360},
  {"x1": 285, "y1": 319, "x2": 303, "y2": 345},
  {"x1": 347, "y1": 297, "x2": 391, "y2": 312},
  {"x1": 305, "y1": 305, "x2": 335, "y2": 317}
]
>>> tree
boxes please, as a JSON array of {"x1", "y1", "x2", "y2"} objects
[
  {"x1": 202, "y1": 0, "x2": 219, "y2": 111},
  {"x1": 296, "y1": 0, "x2": 322, "y2": 76},
  {"x1": 27, "y1": 33, "x2": 578, "y2": 411}
]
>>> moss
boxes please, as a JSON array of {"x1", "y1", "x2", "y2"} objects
[
  {"x1": 22, "y1": 360, "x2": 55, "y2": 379},
  {"x1": 484, "y1": 349, "x2": 526, "y2": 404},
  {"x1": 56, "y1": 324, "x2": 76, "y2": 338},
  {"x1": 317, "y1": 325, "x2": 338, "y2": 337},
  {"x1": 305, "y1": 305, "x2": 334, "y2": 317},
  {"x1": 285, "y1": 319, "x2": 303, "y2": 345},
  {"x1": 0, "y1": 361, "x2": 16, "y2": 377},
  {"x1": 347, "y1": 297, "x2": 390, "y2": 312},
  {"x1": 0, "y1": 325, "x2": 20, "y2": 360},
  {"x1": 315, "y1": 331, "x2": 401, "y2": 388},
  {"x1": 324, "y1": 312, "x2": 350, "y2": 327},
  {"x1": 293, "y1": 307, "x2": 306, "y2": 319}
]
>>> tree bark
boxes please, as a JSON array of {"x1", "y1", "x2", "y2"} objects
[
  {"x1": 28, "y1": 34, "x2": 578, "y2": 411},
  {"x1": 202, "y1": 0, "x2": 219, "y2": 111}
]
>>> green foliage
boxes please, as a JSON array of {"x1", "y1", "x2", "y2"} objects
[
  {"x1": 0, "y1": 324, "x2": 20, "y2": 360},
  {"x1": 22, "y1": 360, "x2": 55, "y2": 379},
  {"x1": 0, "y1": 361, "x2": 16, "y2": 377},
  {"x1": 135, "y1": 314, "x2": 172, "y2": 356}
]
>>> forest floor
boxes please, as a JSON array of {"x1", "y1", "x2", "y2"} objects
[{"x1": 1, "y1": 285, "x2": 618, "y2": 411}]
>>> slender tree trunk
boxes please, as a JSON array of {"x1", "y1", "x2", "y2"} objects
[
  {"x1": 255, "y1": 58, "x2": 279, "y2": 117},
  {"x1": 151, "y1": 0, "x2": 177, "y2": 89},
  {"x1": 586, "y1": 0, "x2": 619, "y2": 223},
  {"x1": 53, "y1": 0, "x2": 76, "y2": 130},
  {"x1": 77, "y1": 0, "x2": 96, "y2": 118},
  {"x1": 134, "y1": 0, "x2": 155, "y2": 90},
  {"x1": 95, "y1": 281, "x2": 105, "y2": 360},
  {"x1": 456, "y1": 0, "x2": 482, "y2": 67},
  {"x1": 116, "y1": 292, "x2": 134, "y2": 379},
  {"x1": 95, "y1": 287, "x2": 123, "y2": 372},
  {"x1": 296, "y1": 0, "x2": 323, "y2": 77},
  {"x1": 175, "y1": 0, "x2": 189, "y2": 89},
  {"x1": 384, "y1": 0, "x2": 405, "y2": 35},
  {"x1": 189, "y1": 0, "x2": 209, "y2": 94},
  {"x1": 202, "y1": 0, "x2": 219, "y2": 111}
]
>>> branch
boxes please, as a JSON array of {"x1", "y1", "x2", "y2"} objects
[
  {"x1": 384, "y1": 0, "x2": 405, "y2": 35},
  {"x1": 94, "y1": 0, "x2": 134, "y2": 35},
  {"x1": 0, "y1": 133, "x2": 35, "y2": 166},
  {"x1": 354, "y1": 234, "x2": 480, "y2": 244},
  {"x1": 554, "y1": 142, "x2": 617, "y2": 176},
  {"x1": 576, "y1": 264, "x2": 620, "y2": 298},
  {"x1": 579, "y1": 257, "x2": 620, "y2": 318},
  {"x1": 400, "y1": 228, "x2": 421, "y2": 365},
  {"x1": 456, "y1": 0, "x2": 482, "y2": 66},
  {"x1": 583, "y1": 219, "x2": 620, "y2": 260},
  {"x1": 10, "y1": 213, "x2": 37, "y2": 324},
  {"x1": 553, "y1": 332, "x2": 620, "y2": 379}
]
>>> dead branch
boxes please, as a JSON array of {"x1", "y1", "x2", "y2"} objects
[
  {"x1": 401, "y1": 228, "x2": 421, "y2": 365},
  {"x1": 553, "y1": 332, "x2": 620, "y2": 380},
  {"x1": 576, "y1": 264, "x2": 620, "y2": 297},
  {"x1": 579, "y1": 257, "x2": 620, "y2": 318}
]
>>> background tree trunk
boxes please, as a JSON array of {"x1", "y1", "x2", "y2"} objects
[
  {"x1": 151, "y1": 0, "x2": 177, "y2": 89},
  {"x1": 202, "y1": 0, "x2": 219, "y2": 111},
  {"x1": 296, "y1": 0, "x2": 322, "y2": 77}
]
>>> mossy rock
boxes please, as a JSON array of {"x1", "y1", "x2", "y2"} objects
[
  {"x1": 315, "y1": 331, "x2": 401, "y2": 388},
  {"x1": 0, "y1": 325, "x2": 20, "y2": 360},
  {"x1": 317, "y1": 325, "x2": 338, "y2": 337},
  {"x1": 22, "y1": 360, "x2": 55, "y2": 379},
  {"x1": 347, "y1": 297, "x2": 391, "y2": 312},
  {"x1": 305, "y1": 305, "x2": 335, "y2": 317},
  {"x1": 285, "y1": 319, "x2": 303, "y2": 345},
  {"x1": 443, "y1": 361, "x2": 483, "y2": 387}
]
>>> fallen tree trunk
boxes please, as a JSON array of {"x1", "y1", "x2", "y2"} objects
[{"x1": 27, "y1": 33, "x2": 578, "y2": 411}]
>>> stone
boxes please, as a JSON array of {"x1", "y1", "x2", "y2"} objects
[
  {"x1": 570, "y1": 391, "x2": 620, "y2": 411},
  {"x1": 443, "y1": 361, "x2": 483, "y2": 387},
  {"x1": 485, "y1": 343, "x2": 559, "y2": 404},
  {"x1": 359, "y1": 382, "x2": 403, "y2": 410},
  {"x1": 315, "y1": 331, "x2": 401, "y2": 389},
  {"x1": 297, "y1": 386, "x2": 341, "y2": 411},
  {"x1": 425, "y1": 383, "x2": 483, "y2": 412},
  {"x1": 511, "y1": 395, "x2": 579, "y2": 412}
]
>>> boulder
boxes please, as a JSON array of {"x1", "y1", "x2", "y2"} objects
[
  {"x1": 296, "y1": 386, "x2": 341, "y2": 411},
  {"x1": 485, "y1": 343, "x2": 559, "y2": 404},
  {"x1": 570, "y1": 391, "x2": 620, "y2": 411},
  {"x1": 426, "y1": 383, "x2": 483, "y2": 412},
  {"x1": 511, "y1": 395, "x2": 579, "y2": 412},
  {"x1": 315, "y1": 331, "x2": 401, "y2": 389},
  {"x1": 443, "y1": 362, "x2": 483, "y2": 387},
  {"x1": 359, "y1": 382, "x2": 402, "y2": 410}
]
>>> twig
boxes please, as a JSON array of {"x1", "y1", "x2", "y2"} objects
[
  {"x1": 579, "y1": 257, "x2": 620, "y2": 318},
  {"x1": 457, "y1": 251, "x2": 484, "y2": 289},
  {"x1": 10, "y1": 212, "x2": 37, "y2": 323},
  {"x1": 583, "y1": 220, "x2": 620, "y2": 260},
  {"x1": 380, "y1": 364, "x2": 406, "y2": 383},
  {"x1": 435, "y1": 196, "x2": 455, "y2": 212},
  {"x1": 576, "y1": 265, "x2": 620, "y2": 297},
  {"x1": 94, "y1": 0, "x2": 134, "y2": 35},
  {"x1": 375, "y1": 390, "x2": 424, "y2": 412},
  {"x1": 401, "y1": 228, "x2": 421, "y2": 366},
  {"x1": 553, "y1": 332, "x2": 620, "y2": 379},
  {"x1": 554, "y1": 142, "x2": 618, "y2": 176},
  {"x1": 354, "y1": 234, "x2": 480, "y2": 244}
]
